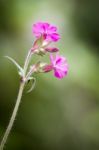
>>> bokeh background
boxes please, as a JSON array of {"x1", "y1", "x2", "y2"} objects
[{"x1": 0, "y1": 0, "x2": 99, "y2": 150}]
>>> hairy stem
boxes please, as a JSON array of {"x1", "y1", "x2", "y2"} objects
[
  {"x1": 0, "y1": 82, "x2": 25, "y2": 150},
  {"x1": 23, "y1": 50, "x2": 32, "y2": 75},
  {"x1": 0, "y1": 50, "x2": 33, "y2": 150}
]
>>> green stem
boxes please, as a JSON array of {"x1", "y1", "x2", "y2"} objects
[
  {"x1": 23, "y1": 50, "x2": 32, "y2": 75},
  {"x1": 0, "y1": 49, "x2": 34, "y2": 150},
  {"x1": 0, "y1": 82, "x2": 25, "y2": 150}
]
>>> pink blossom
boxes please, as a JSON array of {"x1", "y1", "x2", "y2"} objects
[
  {"x1": 32, "y1": 22, "x2": 60, "y2": 42},
  {"x1": 43, "y1": 54, "x2": 68, "y2": 79}
]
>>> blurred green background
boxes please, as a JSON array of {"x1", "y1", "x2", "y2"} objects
[{"x1": 0, "y1": 0, "x2": 99, "y2": 150}]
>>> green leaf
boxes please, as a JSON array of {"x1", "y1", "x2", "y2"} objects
[
  {"x1": 5, "y1": 56, "x2": 24, "y2": 76},
  {"x1": 27, "y1": 77, "x2": 36, "y2": 93}
]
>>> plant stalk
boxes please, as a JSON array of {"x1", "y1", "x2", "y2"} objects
[
  {"x1": 0, "y1": 49, "x2": 33, "y2": 150},
  {"x1": 0, "y1": 82, "x2": 25, "y2": 150}
]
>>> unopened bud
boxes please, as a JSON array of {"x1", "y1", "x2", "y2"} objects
[
  {"x1": 45, "y1": 47, "x2": 59, "y2": 53},
  {"x1": 43, "y1": 64, "x2": 53, "y2": 72}
]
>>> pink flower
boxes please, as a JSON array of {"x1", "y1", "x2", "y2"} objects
[
  {"x1": 32, "y1": 22, "x2": 60, "y2": 42},
  {"x1": 44, "y1": 54, "x2": 68, "y2": 79}
]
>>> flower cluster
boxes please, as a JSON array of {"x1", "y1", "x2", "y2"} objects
[
  {"x1": 6, "y1": 22, "x2": 69, "y2": 84},
  {"x1": 0, "y1": 22, "x2": 69, "y2": 150},
  {"x1": 31, "y1": 22, "x2": 69, "y2": 79}
]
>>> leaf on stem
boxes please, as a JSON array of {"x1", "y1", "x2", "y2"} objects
[
  {"x1": 5, "y1": 56, "x2": 24, "y2": 76},
  {"x1": 27, "y1": 77, "x2": 36, "y2": 93}
]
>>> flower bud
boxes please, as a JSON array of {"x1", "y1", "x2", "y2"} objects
[
  {"x1": 43, "y1": 64, "x2": 53, "y2": 72},
  {"x1": 45, "y1": 47, "x2": 59, "y2": 53}
]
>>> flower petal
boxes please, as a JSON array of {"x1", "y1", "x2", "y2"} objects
[{"x1": 32, "y1": 22, "x2": 60, "y2": 42}]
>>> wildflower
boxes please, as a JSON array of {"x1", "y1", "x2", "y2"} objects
[
  {"x1": 0, "y1": 21, "x2": 69, "y2": 150},
  {"x1": 32, "y1": 22, "x2": 60, "y2": 42},
  {"x1": 43, "y1": 54, "x2": 68, "y2": 79}
]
